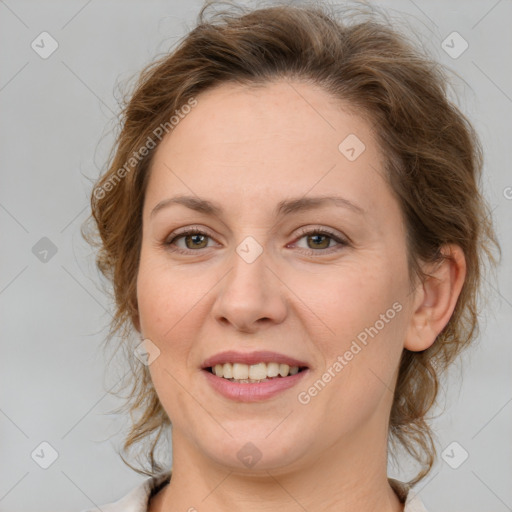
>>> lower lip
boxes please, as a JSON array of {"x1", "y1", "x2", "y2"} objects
[{"x1": 202, "y1": 368, "x2": 309, "y2": 402}]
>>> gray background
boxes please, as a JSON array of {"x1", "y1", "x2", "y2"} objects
[{"x1": 1, "y1": 1, "x2": 511, "y2": 511}]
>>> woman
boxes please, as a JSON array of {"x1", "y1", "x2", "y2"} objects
[{"x1": 81, "y1": 1, "x2": 499, "y2": 511}]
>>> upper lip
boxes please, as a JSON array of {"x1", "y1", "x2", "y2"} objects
[{"x1": 202, "y1": 350, "x2": 309, "y2": 369}]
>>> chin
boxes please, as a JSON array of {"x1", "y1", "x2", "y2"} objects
[{"x1": 196, "y1": 428, "x2": 309, "y2": 473}]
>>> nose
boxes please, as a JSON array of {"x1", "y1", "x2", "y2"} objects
[{"x1": 211, "y1": 242, "x2": 288, "y2": 333}]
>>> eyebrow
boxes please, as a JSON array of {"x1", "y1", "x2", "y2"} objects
[{"x1": 150, "y1": 194, "x2": 366, "y2": 219}]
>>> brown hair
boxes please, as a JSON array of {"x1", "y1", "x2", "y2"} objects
[{"x1": 82, "y1": 0, "x2": 500, "y2": 485}]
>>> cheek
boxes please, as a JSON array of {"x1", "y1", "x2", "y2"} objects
[
  {"x1": 300, "y1": 260, "x2": 404, "y2": 346},
  {"x1": 295, "y1": 272, "x2": 406, "y2": 440},
  {"x1": 136, "y1": 259, "x2": 201, "y2": 420},
  {"x1": 300, "y1": 260, "x2": 407, "y2": 400},
  {"x1": 135, "y1": 254, "x2": 219, "y2": 384},
  {"x1": 136, "y1": 254, "x2": 201, "y2": 336}
]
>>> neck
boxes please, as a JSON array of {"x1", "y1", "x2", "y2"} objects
[{"x1": 154, "y1": 422, "x2": 404, "y2": 512}]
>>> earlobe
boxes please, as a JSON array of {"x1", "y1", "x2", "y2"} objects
[{"x1": 404, "y1": 244, "x2": 466, "y2": 352}]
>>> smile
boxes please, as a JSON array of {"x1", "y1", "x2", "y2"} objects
[{"x1": 208, "y1": 361, "x2": 306, "y2": 382}]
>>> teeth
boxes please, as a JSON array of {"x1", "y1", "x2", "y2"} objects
[
  {"x1": 222, "y1": 363, "x2": 233, "y2": 379},
  {"x1": 249, "y1": 362, "x2": 267, "y2": 380},
  {"x1": 266, "y1": 362, "x2": 279, "y2": 377},
  {"x1": 233, "y1": 363, "x2": 248, "y2": 380},
  {"x1": 211, "y1": 362, "x2": 302, "y2": 380},
  {"x1": 278, "y1": 364, "x2": 290, "y2": 377}
]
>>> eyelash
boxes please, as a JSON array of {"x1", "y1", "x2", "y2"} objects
[{"x1": 163, "y1": 225, "x2": 349, "y2": 257}]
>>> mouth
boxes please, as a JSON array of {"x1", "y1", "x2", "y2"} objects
[
  {"x1": 200, "y1": 351, "x2": 310, "y2": 402},
  {"x1": 204, "y1": 362, "x2": 309, "y2": 383}
]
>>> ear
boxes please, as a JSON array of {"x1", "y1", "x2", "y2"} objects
[{"x1": 404, "y1": 244, "x2": 466, "y2": 352}]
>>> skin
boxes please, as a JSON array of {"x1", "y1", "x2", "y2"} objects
[{"x1": 134, "y1": 79, "x2": 466, "y2": 512}]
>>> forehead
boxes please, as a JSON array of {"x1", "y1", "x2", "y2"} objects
[
  {"x1": 160, "y1": 79, "x2": 371, "y2": 158},
  {"x1": 145, "y1": 79, "x2": 392, "y2": 225}
]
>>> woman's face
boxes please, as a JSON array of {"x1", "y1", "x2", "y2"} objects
[{"x1": 136, "y1": 80, "x2": 418, "y2": 472}]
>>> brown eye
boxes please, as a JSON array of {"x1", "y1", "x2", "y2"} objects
[
  {"x1": 165, "y1": 228, "x2": 214, "y2": 253},
  {"x1": 306, "y1": 233, "x2": 332, "y2": 250},
  {"x1": 291, "y1": 227, "x2": 348, "y2": 256},
  {"x1": 183, "y1": 233, "x2": 209, "y2": 249}
]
